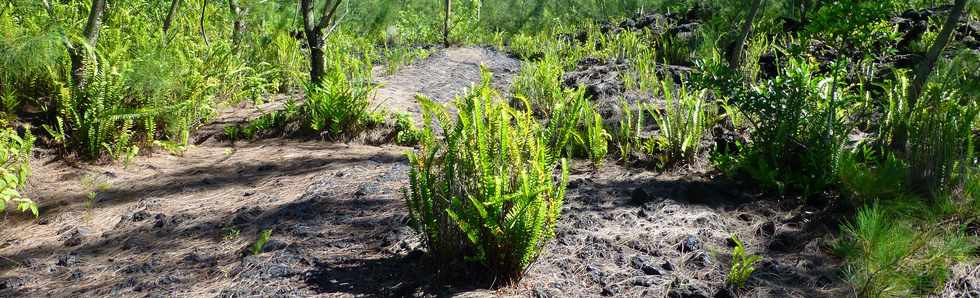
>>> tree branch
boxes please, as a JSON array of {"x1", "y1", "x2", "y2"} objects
[{"x1": 316, "y1": 0, "x2": 342, "y2": 31}]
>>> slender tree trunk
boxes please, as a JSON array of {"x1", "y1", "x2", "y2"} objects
[
  {"x1": 199, "y1": 0, "x2": 210, "y2": 47},
  {"x1": 443, "y1": 0, "x2": 451, "y2": 47},
  {"x1": 300, "y1": 0, "x2": 342, "y2": 85},
  {"x1": 229, "y1": 0, "x2": 244, "y2": 46},
  {"x1": 70, "y1": 0, "x2": 107, "y2": 88},
  {"x1": 301, "y1": 0, "x2": 323, "y2": 84},
  {"x1": 163, "y1": 0, "x2": 181, "y2": 34},
  {"x1": 728, "y1": 0, "x2": 763, "y2": 70},
  {"x1": 907, "y1": 0, "x2": 967, "y2": 108}
]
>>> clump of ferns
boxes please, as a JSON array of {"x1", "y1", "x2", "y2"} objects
[{"x1": 405, "y1": 68, "x2": 571, "y2": 282}]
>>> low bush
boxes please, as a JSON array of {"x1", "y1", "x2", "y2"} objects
[
  {"x1": 0, "y1": 127, "x2": 36, "y2": 216},
  {"x1": 718, "y1": 58, "x2": 846, "y2": 195},
  {"x1": 405, "y1": 69, "x2": 571, "y2": 282}
]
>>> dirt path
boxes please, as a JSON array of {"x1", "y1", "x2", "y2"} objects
[
  {"x1": 2, "y1": 47, "x2": 852, "y2": 297},
  {"x1": 372, "y1": 47, "x2": 520, "y2": 120}
]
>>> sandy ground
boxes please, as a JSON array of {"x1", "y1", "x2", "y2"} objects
[{"x1": 0, "y1": 46, "x2": 864, "y2": 298}]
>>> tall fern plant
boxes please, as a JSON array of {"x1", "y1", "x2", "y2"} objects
[
  {"x1": 647, "y1": 81, "x2": 714, "y2": 165},
  {"x1": 406, "y1": 68, "x2": 570, "y2": 282}
]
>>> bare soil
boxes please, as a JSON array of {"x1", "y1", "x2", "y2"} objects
[{"x1": 1, "y1": 47, "x2": 862, "y2": 297}]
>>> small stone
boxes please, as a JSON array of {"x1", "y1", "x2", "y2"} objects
[
  {"x1": 630, "y1": 255, "x2": 662, "y2": 275},
  {"x1": 56, "y1": 253, "x2": 79, "y2": 267},
  {"x1": 678, "y1": 235, "x2": 701, "y2": 252},
  {"x1": 758, "y1": 221, "x2": 775, "y2": 236},
  {"x1": 686, "y1": 251, "x2": 712, "y2": 268},
  {"x1": 601, "y1": 286, "x2": 616, "y2": 296},
  {"x1": 633, "y1": 276, "x2": 657, "y2": 287},
  {"x1": 262, "y1": 239, "x2": 288, "y2": 253},
  {"x1": 131, "y1": 210, "x2": 151, "y2": 222},
  {"x1": 60, "y1": 227, "x2": 91, "y2": 247},
  {"x1": 153, "y1": 214, "x2": 167, "y2": 228}
]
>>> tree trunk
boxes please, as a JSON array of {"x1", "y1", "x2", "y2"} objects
[
  {"x1": 301, "y1": 0, "x2": 322, "y2": 84},
  {"x1": 300, "y1": 0, "x2": 342, "y2": 85},
  {"x1": 907, "y1": 0, "x2": 967, "y2": 108},
  {"x1": 443, "y1": 0, "x2": 451, "y2": 47},
  {"x1": 199, "y1": 0, "x2": 210, "y2": 47},
  {"x1": 70, "y1": 0, "x2": 107, "y2": 88},
  {"x1": 728, "y1": 0, "x2": 763, "y2": 70},
  {"x1": 163, "y1": 0, "x2": 181, "y2": 34},
  {"x1": 228, "y1": 0, "x2": 244, "y2": 45}
]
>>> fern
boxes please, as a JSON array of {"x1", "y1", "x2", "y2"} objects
[
  {"x1": 405, "y1": 67, "x2": 569, "y2": 282},
  {"x1": 726, "y1": 234, "x2": 761, "y2": 289},
  {"x1": 646, "y1": 81, "x2": 714, "y2": 166}
]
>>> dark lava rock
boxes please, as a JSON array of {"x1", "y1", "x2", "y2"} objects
[
  {"x1": 661, "y1": 260, "x2": 675, "y2": 271},
  {"x1": 152, "y1": 214, "x2": 167, "y2": 229},
  {"x1": 630, "y1": 255, "x2": 662, "y2": 275},
  {"x1": 122, "y1": 260, "x2": 158, "y2": 274},
  {"x1": 686, "y1": 251, "x2": 712, "y2": 268},
  {"x1": 169, "y1": 213, "x2": 193, "y2": 226},
  {"x1": 600, "y1": 285, "x2": 617, "y2": 296},
  {"x1": 633, "y1": 276, "x2": 658, "y2": 287},
  {"x1": 534, "y1": 288, "x2": 563, "y2": 298},
  {"x1": 60, "y1": 227, "x2": 91, "y2": 247},
  {"x1": 131, "y1": 210, "x2": 151, "y2": 222},
  {"x1": 586, "y1": 265, "x2": 605, "y2": 284},
  {"x1": 0, "y1": 277, "x2": 25, "y2": 290},
  {"x1": 231, "y1": 206, "x2": 264, "y2": 226},
  {"x1": 757, "y1": 221, "x2": 776, "y2": 236},
  {"x1": 768, "y1": 227, "x2": 805, "y2": 253},
  {"x1": 261, "y1": 239, "x2": 289, "y2": 253},
  {"x1": 631, "y1": 188, "x2": 652, "y2": 205},
  {"x1": 69, "y1": 270, "x2": 84, "y2": 281},
  {"x1": 354, "y1": 182, "x2": 383, "y2": 197},
  {"x1": 121, "y1": 235, "x2": 150, "y2": 250},
  {"x1": 677, "y1": 235, "x2": 701, "y2": 252},
  {"x1": 667, "y1": 280, "x2": 714, "y2": 298},
  {"x1": 158, "y1": 274, "x2": 180, "y2": 285},
  {"x1": 183, "y1": 252, "x2": 218, "y2": 268},
  {"x1": 56, "y1": 252, "x2": 79, "y2": 267}
]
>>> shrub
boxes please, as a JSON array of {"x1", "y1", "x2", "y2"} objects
[
  {"x1": 405, "y1": 69, "x2": 570, "y2": 282},
  {"x1": 302, "y1": 60, "x2": 378, "y2": 137},
  {"x1": 646, "y1": 81, "x2": 715, "y2": 166},
  {"x1": 723, "y1": 58, "x2": 845, "y2": 195},
  {"x1": 0, "y1": 127, "x2": 36, "y2": 217},
  {"x1": 394, "y1": 111, "x2": 422, "y2": 145}
]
